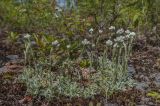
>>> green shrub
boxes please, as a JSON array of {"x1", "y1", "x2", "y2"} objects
[{"x1": 1, "y1": 0, "x2": 160, "y2": 33}]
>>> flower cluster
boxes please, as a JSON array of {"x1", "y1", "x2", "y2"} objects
[
  {"x1": 116, "y1": 28, "x2": 124, "y2": 34},
  {"x1": 125, "y1": 30, "x2": 130, "y2": 34},
  {"x1": 24, "y1": 34, "x2": 31, "y2": 39},
  {"x1": 114, "y1": 36, "x2": 125, "y2": 42},
  {"x1": 106, "y1": 26, "x2": 136, "y2": 47},
  {"x1": 106, "y1": 40, "x2": 113, "y2": 46},
  {"x1": 109, "y1": 26, "x2": 115, "y2": 30},
  {"x1": 99, "y1": 29, "x2": 103, "y2": 34},
  {"x1": 82, "y1": 39, "x2": 90, "y2": 45},
  {"x1": 66, "y1": 45, "x2": 71, "y2": 49},
  {"x1": 89, "y1": 28, "x2": 94, "y2": 34}
]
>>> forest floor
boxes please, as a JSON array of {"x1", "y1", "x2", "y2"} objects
[{"x1": 0, "y1": 31, "x2": 160, "y2": 106}]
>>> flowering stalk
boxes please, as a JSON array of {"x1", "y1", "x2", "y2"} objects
[
  {"x1": 122, "y1": 42, "x2": 128, "y2": 76},
  {"x1": 24, "y1": 34, "x2": 34, "y2": 65},
  {"x1": 106, "y1": 27, "x2": 136, "y2": 77}
]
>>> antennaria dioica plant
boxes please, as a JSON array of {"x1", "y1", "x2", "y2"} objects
[
  {"x1": 18, "y1": 11, "x2": 136, "y2": 104},
  {"x1": 106, "y1": 27, "x2": 136, "y2": 76},
  {"x1": 19, "y1": 25, "x2": 136, "y2": 102}
]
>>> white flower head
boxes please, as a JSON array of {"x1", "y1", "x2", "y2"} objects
[
  {"x1": 113, "y1": 43, "x2": 118, "y2": 48},
  {"x1": 126, "y1": 34, "x2": 130, "y2": 38},
  {"x1": 24, "y1": 34, "x2": 31, "y2": 39},
  {"x1": 92, "y1": 44, "x2": 95, "y2": 47},
  {"x1": 99, "y1": 29, "x2": 103, "y2": 34},
  {"x1": 82, "y1": 39, "x2": 90, "y2": 45},
  {"x1": 106, "y1": 40, "x2": 113, "y2": 46},
  {"x1": 89, "y1": 28, "x2": 94, "y2": 33},
  {"x1": 116, "y1": 28, "x2": 124, "y2": 34},
  {"x1": 125, "y1": 30, "x2": 131, "y2": 34},
  {"x1": 52, "y1": 40, "x2": 59, "y2": 46},
  {"x1": 66, "y1": 45, "x2": 71, "y2": 49},
  {"x1": 114, "y1": 36, "x2": 125, "y2": 42},
  {"x1": 129, "y1": 32, "x2": 136, "y2": 36},
  {"x1": 109, "y1": 26, "x2": 115, "y2": 30}
]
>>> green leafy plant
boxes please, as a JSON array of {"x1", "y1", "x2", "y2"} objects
[
  {"x1": 7, "y1": 32, "x2": 19, "y2": 43},
  {"x1": 147, "y1": 91, "x2": 160, "y2": 101},
  {"x1": 97, "y1": 55, "x2": 135, "y2": 97},
  {"x1": 19, "y1": 26, "x2": 135, "y2": 102},
  {"x1": 12, "y1": 1, "x2": 140, "y2": 103}
]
